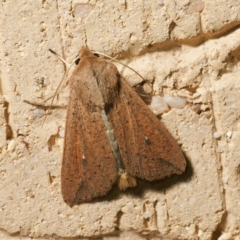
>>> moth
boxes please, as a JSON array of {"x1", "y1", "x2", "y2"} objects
[{"x1": 61, "y1": 47, "x2": 186, "y2": 206}]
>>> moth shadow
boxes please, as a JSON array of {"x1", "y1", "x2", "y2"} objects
[
  {"x1": 132, "y1": 154, "x2": 193, "y2": 197},
  {"x1": 90, "y1": 154, "x2": 193, "y2": 203}
]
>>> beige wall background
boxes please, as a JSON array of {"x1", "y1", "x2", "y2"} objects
[{"x1": 1, "y1": 0, "x2": 240, "y2": 239}]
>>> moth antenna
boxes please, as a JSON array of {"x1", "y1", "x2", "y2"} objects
[
  {"x1": 41, "y1": 50, "x2": 79, "y2": 126},
  {"x1": 48, "y1": 49, "x2": 71, "y2": 68},
  {"x1": 93, "y1": 51, "x2": 146, "y2": 82}
]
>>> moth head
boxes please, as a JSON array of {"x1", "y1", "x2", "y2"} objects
[
  {"x1": 75, "y1": 51, "x2": 99, "y2": 65},
  {"x1": 79, "y1": 47, "x2": 96, "y2": 60},
  {"x1": 76, "y1": 47, "x2": 100, "y2": 65}
]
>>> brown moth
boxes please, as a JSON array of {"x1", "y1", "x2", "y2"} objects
[{"x1": 61, "y1": 47, "x2": 186, "y2": 206}]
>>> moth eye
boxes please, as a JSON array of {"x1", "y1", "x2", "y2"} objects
[
  {"x1": 94, "y1": 53, "x2": 99, "y2": 57},
  {"x1": 75, "y1": 58, "x2": 80, "y2": 65}
]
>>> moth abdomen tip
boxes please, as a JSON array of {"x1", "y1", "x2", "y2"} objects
[{"x1": 118, "y1": 171, "x2": 137, "y2": 191}]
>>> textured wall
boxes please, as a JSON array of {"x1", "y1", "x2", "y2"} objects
[{"x1": 0, "y1": 0, "x2": 240, "y2": 239}]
